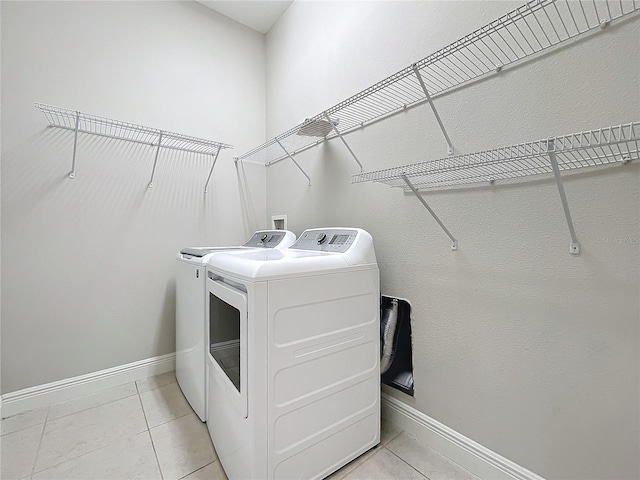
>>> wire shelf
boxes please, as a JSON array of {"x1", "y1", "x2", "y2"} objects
[
  {"x1": 36, "y1": 102, "x2": 233, "y2": 190},
  {"x1": 352, "y1": 122, "x2": 640, "y2": 189},
  {"x1": 35, "y1": 103, "x2": 233, "y2": 155},
  {"x1": 236, "y1": 0, "x2": 639, "y2": 166}
]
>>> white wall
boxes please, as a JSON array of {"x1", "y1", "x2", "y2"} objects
[
  {"x1": 1, "y1": 1, "x2": 266, "y2": 393},
  {"x1": 265, "y1": 2, "x2": 639, "y2": 479}
]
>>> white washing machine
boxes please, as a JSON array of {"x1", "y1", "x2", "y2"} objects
[
  {"x1": 176, "y1": 230, "x2": 296, "y2": 421},
  {"x1": 205, "y1": 228, "x2": 380, "y2": 479}
]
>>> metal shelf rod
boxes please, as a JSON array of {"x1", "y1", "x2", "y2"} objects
[
  {"x1": 412, "y1": 64, "x2": 454, "y2": 155},
  {"x1": 204, "y1": 145, "x2": 222, "y2": 194},
  {"x1": 148, "y1": 131, "x2": 163, "y2": 188},
  {"x1": 70, "y1": 111, "x2": 80, "y2": 179},
  {"x1": 324, "y1": 112, "x2": 364, "y2": 172},
  {"x1": 401, "y1": 174, "x2": 458, "y2": 251},
  {"x1": 547, "y1": 139, "x2": 580, "y2": 254},
  {"x1": 275, "y1": 138, "x2": 311, "y2": 185}
]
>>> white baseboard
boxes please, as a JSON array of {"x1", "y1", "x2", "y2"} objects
[
  {"x1": 1, "y1": 353, "x2": 176, "y2": 418},
  {"x1": 381, "y1": 393, "x2": 545, "y2": 480}
]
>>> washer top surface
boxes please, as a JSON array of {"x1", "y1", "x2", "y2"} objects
[
  {"x1": 177, "y1": 230, "x2": 295, "y2": 264},
  {"x1": 207, "y1": 228, "x2": 377, "y2": 280}
]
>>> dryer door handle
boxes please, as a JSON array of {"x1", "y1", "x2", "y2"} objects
[{"x1": 207, "y1": 273, "x2": 247, "y2": 295}]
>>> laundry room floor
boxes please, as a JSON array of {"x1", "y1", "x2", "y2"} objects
[{"x1": 1, "y1": 372, "x2": 479, "y2": 480}]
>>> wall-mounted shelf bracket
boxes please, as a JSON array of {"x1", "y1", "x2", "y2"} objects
[
  {"x1": 412, "y1": 64, "x2": 454, "y2": 155},
  {"x1": 401, "y1": 174, "x2": 458, "y2": 251},
  {"x1": 324, "y1": 112, "x2": 364, "y2": 172},
  {"x1": 204, "y1": 145, "x2": 223, "y2": 194},
  {"x1": 547, "y1": 140, "x2": 580, "y2": 255},
  {"x1": 148, "y1": 131, "x2": 163, "y2": 188},
  {"x1": 275, "y1": 138, "x2": 311, "y2": 185},
  {"x1": 69, "y1": 111, "x2": 80, "y2": 179}
]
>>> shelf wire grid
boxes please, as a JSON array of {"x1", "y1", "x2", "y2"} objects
[
  {"x1": 351, "y1": 122, "x2": 640, "y2": 189},
  {"x1": 35, "y1": 103, "x2": 233, "y2": 156},
  {"x1": 237, "y1": 0, "x2": 639, "y2": 166}
]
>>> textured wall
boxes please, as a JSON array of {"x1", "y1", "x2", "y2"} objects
[
  {"x1": 264, "y1": 2, "x2": 639, "y2": 479},
  {"x1": 1, "y1": 1, "x2": 267, "y2": 393}
]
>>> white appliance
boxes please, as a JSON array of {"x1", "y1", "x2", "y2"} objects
[
  {"x1": 205, "y1": 228, "x2": 380, "y2": 479},
  {"x1": 176, "y1": 230, "x2": 296, "y2": 421}
]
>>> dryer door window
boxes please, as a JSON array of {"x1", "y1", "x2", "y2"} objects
[
  {"x1": 209, "y1": 295, "x2": 241, "y2": 392},
  {"x1": 207, "y1": 275, "x2": 248, "y2": 418}
]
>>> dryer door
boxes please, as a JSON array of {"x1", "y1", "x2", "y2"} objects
[{"x1": 207, "y1": 274, "x2": 248, "y2": 418}]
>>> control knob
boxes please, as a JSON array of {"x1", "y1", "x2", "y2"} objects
[{"x1": 317, "y1": 233, "x2": 327, "y2": 244}]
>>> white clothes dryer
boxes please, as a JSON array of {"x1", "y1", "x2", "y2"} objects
[
  {"x1": 205, "y1": 228, "x2": 380, "y2": 480},
  {"x1": 176, "y1": 230, "x2": 295, "y2": 421}
]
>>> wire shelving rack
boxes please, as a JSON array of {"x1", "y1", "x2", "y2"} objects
[
  {"x1": 235, "y1": 0, "x2": 639, "y2": 182},
  {"x1": 352, "y1": 123, "x2": 639, "y2": 188},
  {"x1": 35, "y1": 102, "x2": 233, "y2": 191},
  {"x1": 353, "y1": 122, "x2": 640, "y2": 254}
]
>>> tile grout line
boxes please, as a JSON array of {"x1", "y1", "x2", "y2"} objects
[
  {"x1": 0, "y1": 417, "x2": 46, "y2": 438},
  {"x1": 30, "y1": 409, "x2": 150, "y2": 476},
  {"x1": 136, "y1": 373, "x2": 177, "y2": 396},
  {"x1": 15, "y1": 379, "x2": 164, "y2": 478},
  {"x1": 46, "y1": 388, "x2": 138, "y2": 423},
  {"x1": 136, "y1": 380, "x2": 165, "y2": 480},
  {"x1": 342, "y1": 446, "x2": 387, "y2": 479},
  {"x1": 388, "y1": 431, "x2": 479, "y2": 480},
  {"x1": 4, "y1": 381, "x2": 139, "y2": 430},
  {"x1": 29, "y1": 406, "x2": 51, "y2": 479},
  {"x1": 149, "y1": 410, "x2": 192, "y2": 430},
  {"x1": 177, "y1": 460, "x2": 216, "y2": 480},
  {"x1": 382, "y1": 424, "x2": 403, "y2": 445},
  {"x1": 30, "y1": 429, "x2": 150, "y2": 476},
  {"x1": 385, "y1": 445, "x2": 432, "y2": 480}
]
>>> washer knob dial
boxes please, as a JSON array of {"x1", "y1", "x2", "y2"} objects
[
  {"x1": 317, "y1": 233, "x2": 327, "y2": 244},
  {"x1": 260, "y1": 234, "x2": 268, "y2": 242}
]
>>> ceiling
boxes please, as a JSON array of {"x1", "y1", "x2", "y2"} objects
[{"x1": 197, "y1": 1, "x2": 294, "y2": 34}]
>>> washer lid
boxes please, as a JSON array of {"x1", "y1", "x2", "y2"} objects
[
  {"x1": 178, "y1": 230, "x2": 296, "y2": 261},
  {"x1": 180, "y1": 246, "x2": 245, "y2": 258}
]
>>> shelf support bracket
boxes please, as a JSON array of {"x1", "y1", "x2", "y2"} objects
[
  {"x1": 69, "y1": 111, "x2": 80, "y2": 179},
  {"x1": 547, "y1": 140, "x2": 580, "y2": 255},
  {"x1": 204, "y1": 145, "x2": 222, "y2": 194},
  {"x1": 401, "y1": 174, "x2": 458, "y2": 250},
  {"x1": 148, "y1": 132, "x2": 163, "y2": 188},
  {"x1": 275, "y1": 138, "x2": 311, "y2": 185},
  {"x1": 412, "y1": 64, "x2": 454, "y2": 155},
  {"x1": 324, "y1": 112, "x2": 364, "y2": 172}
]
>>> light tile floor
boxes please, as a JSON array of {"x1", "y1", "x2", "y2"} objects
[{"x1": 1, "y1": 373, "x2": 479, "y2": 480}]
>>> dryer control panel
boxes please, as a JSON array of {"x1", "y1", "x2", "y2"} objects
[
  {"x1": 291, "y1": 229, "x2": 358, "y2": 253},
  {"x1": 242, "y1": 231, "x2": 287, "y2": 248}
]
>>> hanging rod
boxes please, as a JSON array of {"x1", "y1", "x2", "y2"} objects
[
  {"x1": 35, "y1": 103, "x2": 233, "y2": 191},
  {"x1": 236, "y1": 0, "x2": 639, "y2": 168}
]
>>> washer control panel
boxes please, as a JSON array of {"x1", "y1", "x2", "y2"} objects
[
  {"x1": 291, "y1": 229, "x2": 358, "y2": 252},
  {"x1": 242, "y1": 231, "x2": 286, "y2": 248}
]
